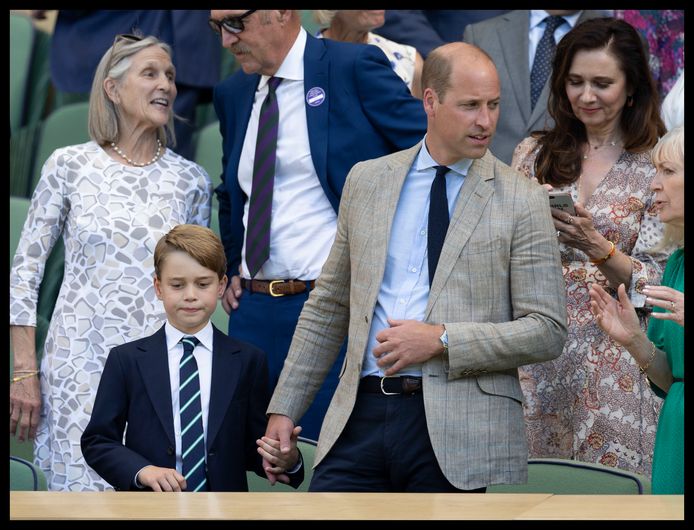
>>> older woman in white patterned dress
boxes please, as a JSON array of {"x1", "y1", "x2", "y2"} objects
[{"x1": 9, "y1": 34, "x2": 212, "y2": 490}]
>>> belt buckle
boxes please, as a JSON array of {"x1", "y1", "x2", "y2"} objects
[
  {"x1": 380, "y1": 375, "x2": 400, "y2": 396},
  {"x1": 268, "y1": 280, "x2": 285, "y2": 297}
]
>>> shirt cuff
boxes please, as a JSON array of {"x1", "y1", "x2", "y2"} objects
[{"x1": 286, "y1": 452, "x2": 303, "y2": 475}]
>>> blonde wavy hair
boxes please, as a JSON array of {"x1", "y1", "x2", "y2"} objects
[{"x1": 650, "y1": 125, "x2": 684, "y2": 251}]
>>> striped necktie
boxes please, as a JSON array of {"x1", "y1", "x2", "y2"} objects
[
  {"x1": 179, "y1": 336, "x2": 207, "y2": 492},
  {"x1": 246, "y1": 76, "x2": 283, "y2": 278},
  {"x1": 428, "y1": 165, "x2": 450, "y2": 286}
]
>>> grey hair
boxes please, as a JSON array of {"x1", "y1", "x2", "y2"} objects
[{"x1": 88, "y1": 35, "x2": 176, "y2": 147}]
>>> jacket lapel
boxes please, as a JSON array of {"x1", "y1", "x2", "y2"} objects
[
  {"x1": 303, "y1": 35, "x2": 330, "y2": 201},
  {"x1": 366, "y1": 145, "x2": 420, "y2": 307},
  {"x1": 135, "y1": 326, "x2": 175, "y2": 448},
  {"x1": 425, "y1": 153, "x2": 495, "y2": 317},
  {"x1": 206, "y1": 325, "x2": 242, "y2": 450}
]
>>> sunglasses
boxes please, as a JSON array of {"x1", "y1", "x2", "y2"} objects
[
  {"x1": 114, "y1": 33, "x2": 143, "y2": 46},
  {"x1": 208, "y1": 10, "x2": 257, "y2": 35}
]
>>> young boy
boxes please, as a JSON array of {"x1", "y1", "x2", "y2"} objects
[{"x1": 81, "y1": 224, "x2": 303, "y2": 491}]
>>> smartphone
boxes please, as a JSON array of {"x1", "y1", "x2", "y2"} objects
[{"x1": 548, "y1": 191, "x2": 576, "y2": 215}]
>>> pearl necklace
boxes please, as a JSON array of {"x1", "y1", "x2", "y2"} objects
[
  {"x1": 111, "y1": 138, "x2": 162, "y2": 167},
  {"x1": 582, "y1": 140, "x2": 620, "y2": 160}
]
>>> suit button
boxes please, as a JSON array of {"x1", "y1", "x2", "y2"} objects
[
  {"x1": 208, "y1": 451, "x2": 216, "y2": 457},
  {"x1": 167, "y1": 446, "x2": 174, "y2": 455}
]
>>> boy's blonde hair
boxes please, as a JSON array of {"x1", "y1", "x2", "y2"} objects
[{"x1": 154, "y1": 224, "x2": 226, "y2": 280}]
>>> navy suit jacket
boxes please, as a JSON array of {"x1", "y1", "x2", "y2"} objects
[
  {"x1": 212, "y1": 32, "x2": 427, "y2": 276},
  {"x1": 81, "y1": 325, "x2": 303, "y2": 491},
  {"x1": 50, "y1": 10, "x2": 220, "y2": 92}
]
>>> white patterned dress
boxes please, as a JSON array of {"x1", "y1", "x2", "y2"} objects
[
  {"x1": 9, "y1": 141, "x2": 212, "y2": 490},
  {"x1": 512, "y1": 137, "x2": 670, "y2": 477}
]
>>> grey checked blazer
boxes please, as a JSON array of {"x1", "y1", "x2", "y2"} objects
[
  {"x1": 463, "y1": 10, "x2": 603, "y2": 164},
  {"x1": 268, "y1": 143, "x2": 567, "y2": 489}
]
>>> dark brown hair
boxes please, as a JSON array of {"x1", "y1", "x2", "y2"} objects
[
  {"x1": 154, "y1": 224, "x2": 226, "y2": 280},
  {"x1": 534, "y1": 17, "x2": 665, "y2": 187}
]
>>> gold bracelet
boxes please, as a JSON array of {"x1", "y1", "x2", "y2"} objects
[
  {"x1": 10, "y1": 371, "x2": 39, "y2": 383},
  {"x1": 590, "y1": 240, "x2": 616, "y2": 265},
  {"x1": 638, "y1": 342, "x2": 657, "y2": 375}
]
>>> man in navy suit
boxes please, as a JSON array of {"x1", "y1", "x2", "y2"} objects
[
  {"x1": 81, "y1": 225, "x2": 303, "y2": 492},
  {"x1": 210, "y1": 10, "x2": 426, "y2": 440}
]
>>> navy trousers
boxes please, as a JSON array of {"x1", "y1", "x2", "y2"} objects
[
  {"x1": 309, "y1": 391, "x2": 486, "y2": 493},
  {"x1": 228, "y1": 288, "x2": 346, "y2": 441}
]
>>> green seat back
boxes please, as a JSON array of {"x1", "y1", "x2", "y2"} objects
[
  {"x1": 10, "y1": 456, "x2": 48, "y2": 491},
  {"x1": 246, "y1": 437, "x2": 317, "y2": 492},
  {"x1": 301, "y1": 10, "x2": 321, "y2": 36},
  {"x1": 487, "y1": 458, "x2": 651, "y2": 494},
  {"x1": 194, "y1": 121, "x2": 223, "y2": 193},
  {"x1": 10, "y1": 14, "x2": 35, "y2": 133},
  {"x1": 31, "y1": 102, "x2": 91, "y2": 196},
  {"x1": 10, "y1": 197, "x2": 31, "y2": 268}
]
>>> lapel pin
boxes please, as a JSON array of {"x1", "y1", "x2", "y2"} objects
[{"x1": 306, "y1": 87, "x2": 326, "y2": 107}]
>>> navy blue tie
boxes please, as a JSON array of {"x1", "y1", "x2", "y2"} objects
[
  {"x1": 179, "y1": 336, "x2": 207, "y2": 492},
  {"x1": 428, "y1": 165, "x2": 450, "y2": 286},
  {"x1": 530, "y1": 16, "x2": 564, "y2": 110}
]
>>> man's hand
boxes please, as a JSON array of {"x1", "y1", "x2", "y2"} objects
[
  {"x1": 257, "y1": 425, "x2": 302, "y2": 485},
  {"x1": 137, "y1": 465, "x2": 187, "y2": 492},
  {"x1": 263, "y1": 414, "x2": 297, "y2": 485},
  {"x1": 373, "y1": 319, "x2": 444, "y2": 375},
  {"x1": 221, "y1": 275, "x2": 243, "y2": 313}
]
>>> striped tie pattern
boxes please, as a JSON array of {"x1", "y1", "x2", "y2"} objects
[
  {"x1": 246, "y1": 76, "x2": 283, "y2": 278},
  {"x1": 179, "y1": 336, "x2": 207, "y2": 492},
  {"x1": 530, "y1": 15, "x2": 564, "y2": 110},
  {"x1": 428, "y1": 165, "x2": 450, "y2": 286}
]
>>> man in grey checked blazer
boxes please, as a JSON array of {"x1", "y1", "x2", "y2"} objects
[{"x1": 264, "y1": 42, "x2": 567, "y2": 491}]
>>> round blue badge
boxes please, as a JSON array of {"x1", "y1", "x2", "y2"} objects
[{"x1": 306, "y1": 87, "x2": 326, "y2": 107}]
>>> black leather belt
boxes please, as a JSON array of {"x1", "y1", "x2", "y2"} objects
[
  {"x1": 359, "y1": 376, "x2": 423, "y2": 395},
  {"x1": 241, "y1": 279, "x2": 315, "y2": 297}
]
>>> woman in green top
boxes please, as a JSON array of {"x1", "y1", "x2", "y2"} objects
[{"x1": 590, "y1": 125, "x2": 684, "y2": 494}]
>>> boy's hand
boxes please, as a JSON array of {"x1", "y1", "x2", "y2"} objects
[
  {"x1": 137, "y1": 465, "x2": 187, "y2": 492},
  {"x1": 257, "y1": 424, "x2": 302, "y2": 485}
]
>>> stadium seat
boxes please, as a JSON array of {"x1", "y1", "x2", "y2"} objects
[
  {"x1": 10, "y1": 13, "x2": 35, "y2": 134},
  {"x1": 486, "y1": 458, "x2": 652, "y2": 494},
  {"x1": 194, "y1": 121, "x2": 223, "y2": 192},
  {"x1": 9, "y1": 456, "x2": 48, "y2": 491},
  {"x1": 30, "y1": 101, "x2": 91, "y2": 196},
  {"x1": 246, "y1": 436, "x2": 317, "y2": 492}
]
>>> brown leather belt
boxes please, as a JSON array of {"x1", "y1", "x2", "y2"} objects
[
  {"x1": 359, "y1": 376, "x2": 423, "y2": 395},
  {"x1": 241, "y1": 278, "x2": 315, "y2": 297}
]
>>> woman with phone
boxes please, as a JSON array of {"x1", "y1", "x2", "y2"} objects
[
  {"x1": 590, "y1": 125, "x2": 683, "y2": 494},
  {"x1": 511, "y1": 18, "x2": 671, "y2": 477}
]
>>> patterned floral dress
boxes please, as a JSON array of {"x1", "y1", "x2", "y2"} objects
[
  {"x1": 512, "y1": 137, "x2": 670, "y2": 477},
  {"x1": 9, "y1": 141, "x2": 212, "y2": 490}
]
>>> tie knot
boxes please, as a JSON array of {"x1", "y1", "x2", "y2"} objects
[
  {"x1": 180, "y1": 336, "x2": 199, "y2": 356},
  {"x1": 435, "y1": 165, "x2": 450, "y2": 179},
  {"x1": 267, "y1": 76, "x2": 282, "y2": 93},
  {"x1": 544, "y1": 15, "x2": 564, "y2": 34}
]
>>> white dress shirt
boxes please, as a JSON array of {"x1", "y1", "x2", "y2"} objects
[{"x1": 238, "y1": 27, "x2": 337, "y2": 280}]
